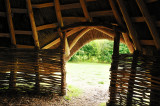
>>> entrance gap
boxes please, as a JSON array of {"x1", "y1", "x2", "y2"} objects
[{"x1": 66, "y1": 39, "x2": 130, "y2": 105}]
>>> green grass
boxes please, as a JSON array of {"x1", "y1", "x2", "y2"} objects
[
  {"x1": 64, "y1": 85, "x2": 83, "y2": 100},
  {"x1": 66, "y1": 62, "x2": 111, "y2": 86},
  {"x1": 99, "y1": 102, "x2": 106, "y2": 106}
]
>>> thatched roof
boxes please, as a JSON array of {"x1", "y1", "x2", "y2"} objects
[{"x1": 0, "y1": 0, "x2": 160, "y2": 59}]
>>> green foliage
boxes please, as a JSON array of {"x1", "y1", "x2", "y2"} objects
[
  {"x1": 64, "y1": 85, "x2": 83, "y2": 100},
  {"x1": 69, "y1": 40, "x2": 129, "y2": 63},
  {"x1": 99, "y1": 102, "x2": 106, "y2": 106}
]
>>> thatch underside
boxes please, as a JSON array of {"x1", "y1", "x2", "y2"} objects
[{"x1": 0, "y1": 0, "x2": 160, "y2": 56}]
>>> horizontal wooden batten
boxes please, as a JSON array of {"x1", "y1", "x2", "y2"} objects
[
  {"x1": 11, "y1": 8, "x2": 28, "y2": 13},
  {"x1": 36, "y1": 23, "x2": 58, "y2": 31},
  {"x1": 32, "y1": 0, "x2": 96, "y2": 9},
  {"x1": 15, "y1": 30, "x2": 32, "y2": 35},
  {"x1": 0, "y1": 33, "x2": 10, "y2": 37},
  {"x1": 146, "y1": 0, "x2": 158, "y2": 3},
  {"x1": 0, "y1": 12, "x2": 6, "y2": 17},
  {"x1": 140, "y1": 40, "x2": 155, "y2": 46},
  {"x1": 90, "y1": 10, "x2": 113, "y2": 17},
  {"x1": 132, "y1": 17, "x2": 160, "y2": 27},
  {"x1": 63, "y1": 17, "x2": 87, "y2": 23},
  {"x1": 32, "y1": 2, "x2": 54, "y2": 8},
  {"x1": 16, "y1": 44, "x2": 34, "y2": 48}
]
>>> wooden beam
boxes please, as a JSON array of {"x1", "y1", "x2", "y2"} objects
[
  {"x1": 0, "y1": 12, "x2": 6, "y2": 17},
  {"x1": 0, "y1": 33, "x2": 10, "y2": 37},
  {"x1": 90, "y1": 10, "x2": 113, "y2": 17},
  {"x1": 80, "y1": 0, "x2": 92, "y2": 22},
  {"x1": 15, "y1": 30, "x2": 32, "y2": 35},
  {"x1": 117, "y1": 0, "x2": 142, "y2": 51},
  {"x1": 5, "y1": 0, "x2": 16, "y2": 47},
  {"x1": 109, "y1": 0, "x2": 134, "y2": 53},
  {"x1": 42, "y1": 27, "x2": 84, "y2": 49},
  {"x1": 136, "y1": 0, "x2": 160, "y2": 50},
  {"x1": 70, "y1": 28, "x2": 92, "y2": 50},
  {"x1": 146, "y1": 0, "x2": 158, "y2": 3},
  {"x1": 55, "y1": 0, "x2": 64, "y2": 27},
  {"x1": 36, "y1": 23, "x2": 58, "y2": 31},
  {"x1": 140, "y1": 40, "x2": 155, "y2": 46},
  {"x1": 94, "y1": 27, "x2": 125, "y2": 43},
  {"x1": 26, "y1": 0, "x2": 40, "y2": 48},
  {"x1": 122, "y1": 33, "x2": 134, "y2": 53},
  {"x1": 63, "y1": 17, "x2": 87, "y2": 23},
  {"x1": 61, "y1": 3, "x2": 81, "y2": 10},
  {"x1": 32, "y1": 0, "x2": 96, "y2": 9},
  {"x1": 11, "y1": 8, "x2": 28, "y2": 13},
  {"x1": 32, "y1": 2, "x2": 54, "y2": 8},
  {"x1": 16, "y1": 44, "x2": 34, "y2": 48}
]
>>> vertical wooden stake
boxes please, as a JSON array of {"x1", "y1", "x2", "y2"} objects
[
  {"x1": 108, "y1": 25, "x2": 120, "y2": 105},
  {"x1": 126, "y1": 50, "x2": 139, "y2": 105},
  {"x1": 58, "y1": 28, "x2": 66, "y2": 96}
]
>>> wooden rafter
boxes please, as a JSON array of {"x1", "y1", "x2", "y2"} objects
[
  {"x1": 55, "y1": 0, "x2": 64, "y2": 27},
  {"x1": 117, "y1": 0, "x2": 142, "y2": 51},
  {"x1": 140, "y1": 40, "x2": 155, "y2": 46},
  {"x1": 42, "y1": 27, "x2": 84, "y2": 49},
  {"x1": 11, "y1": 8, "x2": 27, "y2": 13},
  {"x1": 15, "y1": 30, "x2": 32, "y2": 35},
  {"x1": 5, "y1": 0, "x2": 16, "y2": 47},
  {"x1": 109, "y1": 0, "x2": 134, "y2": 53},
  {"x1": 136, "y1": 0, "x2": 160, "y2": 50},
  {"x1": 93, "y1": 27, "x2": 125, "y2": 43},
  {"x1": 36, "y1": 23, "x2": 58, "y2": 31},
  {"x1": 0, "y1": 33, "x2": 10, "y2": 38},
  {"x1": 70, "y1": 28, "x2": 92, "y2": 50},
  {"x1": 80, "y1": 0, "x2": 92, "y2": 22},
  {"x1": 90, "y1": 10, "x2": 113, "y2": 17},
  {"x1": 26, "y1": 0, "x2": 40, "y2": 48}
]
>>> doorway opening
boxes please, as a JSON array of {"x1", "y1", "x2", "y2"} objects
[{"x1": 66, "y1": 39, "x2": 129, "y2": 105}]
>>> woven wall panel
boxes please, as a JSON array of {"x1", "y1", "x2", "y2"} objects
[
  {"x1": 0, "y1": 49, "x2": 63, "y2": 95},
  {"x1": 109, "y1": 53, "x2": 160, "y2": 106}
]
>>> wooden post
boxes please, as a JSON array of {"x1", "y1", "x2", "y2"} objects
[
  {"x1": 80, "y1": 0, "x2": 92, "y2": 22},
  {"x1": 5, "y1": 0, "x2": 16, "y2": 48},
  {"x1": 26, "y1": 0, "x2": 40, "y2": 48},
  {"x1": 126, "y1": 50, "x2": 139, "y2": 105},
  {"x1": 34, "y1": 51, "x2": 40, "y2": 93},
  {"x1": 108, "y1": 25, "x2": 121, "y2": 105},
  {"x1": 116, "y1": 0, "x2": 142, "y2": 51},
  {"x1": 58, "y1": 28, "x2": 66, "y2": 96}
]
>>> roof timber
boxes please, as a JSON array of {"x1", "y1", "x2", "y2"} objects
[
  {"x1": 5, "y1": 0, "x2": 16, "y2": 47},
  {"x1": 136, "y1": 0, "x2": 160, "y2": 50},
  {"x1": 26, "y1": 0, "x2": 40, "y2": 48},
  {"x1": 109, "y1": 0, "x2": 134, "y2": 53},
  {"x1": 117, "y1": 0, "x2": 142, "y2": 51}
]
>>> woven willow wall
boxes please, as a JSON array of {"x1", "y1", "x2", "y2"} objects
[
  {"x1": 0, "y1": 49, "x2": 65, "y2": 96},
  {"x1": 109, "y1": 52, "x2": 160, "y2": 106}
]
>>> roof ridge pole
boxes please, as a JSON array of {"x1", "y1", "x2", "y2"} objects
[
  {"x1": 109, "y1": 0, "x2": 134, "y2": 53},
  {"x1": 136, "y1": 0, "x2": 160, "y2": 51},
  {"x1": 5, "y1": 0, "x2": 16, "y2": 48},
  {"x1": 80, "y1": 0, "x2": 92, "y2": 22},
  {"x1": 116, "y1": 0, "x2": 142, "y2": 51},
  {"x1": 26, "y1": 0, "x2": 40, "y2": 49}
]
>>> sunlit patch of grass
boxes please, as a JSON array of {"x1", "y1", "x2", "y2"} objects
[
  {"x1": 99, "y1": 102, "x2": 106, "y2": 106},
  {"x1": 98, "y1": 81, "x2": 104, "y2": 84},
  {"x1": 64, "y1": 85, "x2": 83, "y2": 100}
]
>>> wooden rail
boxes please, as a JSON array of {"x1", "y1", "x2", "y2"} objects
[
  {"x1": 36, "y1": 23, "x2": 58, "y2": 31},
  {"x1": 90, "y1": 10, "x2": 113, "y2": 17}
]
